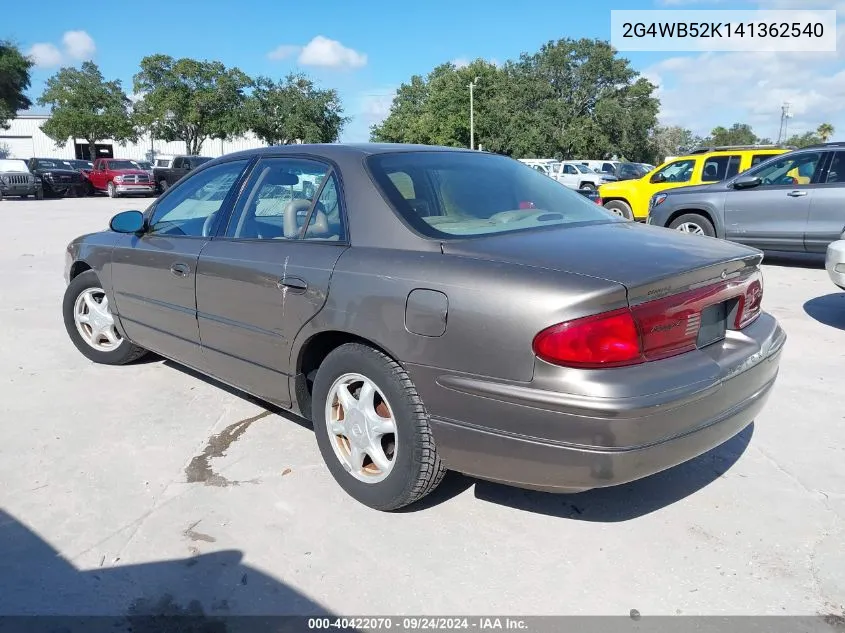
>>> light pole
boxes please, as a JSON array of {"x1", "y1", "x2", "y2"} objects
[{"x1": 469, "y1": 76, "x2": 480, "y2": 150}]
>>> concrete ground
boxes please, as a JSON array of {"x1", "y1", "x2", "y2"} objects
[{"x1": 0, "y1": 195, "x2": 843, "y2": 619}]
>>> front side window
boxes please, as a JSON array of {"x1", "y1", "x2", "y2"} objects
[
  {"x1": 149, "y1": 159, "x2": 249, "y2": 236},
  {"x1": 225, "y1": 158, "x2": 331, "y2": 240},
  {"x1": 654, "y1": 159, "x2": 695, "y2": 184},
  {"x1": 744, "y1": 151, "x2": 822, "y2": 186},
  {"x1": 367, "y1": 151, "x2": 620, "y2": 239},
  {"x1": 564, "y1": 164, "x2": 578, "y2": 175}
]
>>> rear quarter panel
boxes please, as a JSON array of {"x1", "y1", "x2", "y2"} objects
[{"x1": 293, "y1": 247, "x2": 628, "y2": 383}]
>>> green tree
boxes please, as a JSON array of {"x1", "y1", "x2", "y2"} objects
[
  {"x1": 248, "y1": 73, "x2": 347, "y2": 145},
  {"x1": 37, "y1": 61, "x2": 135, "y2": 158},
  {"x1": 371, "y1": 40, "x2": 659, "y2": 161},
  {"x1": 783, "y1": 131, "x2": 822, "y2": 148},
  {"x1": 707, "y1": 123, "x2": 759, "y2": 147},
  {"x1": 0, "y1": 41, "x2": 34, "y2": 129},
  {"x1": 817, "y1": 122, "x2": 835, "y2": 142},
  {"x1": 133, "y1": 55, "x2": 251, "y2": 155},
  {"x1": 650, "y1": 125, "x2": 702, "y2": 163}
]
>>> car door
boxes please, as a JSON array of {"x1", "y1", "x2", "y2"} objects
[
  {"x1": 723, "y1": 150, "x2": 825, "y2": 251},
  {"x1": 805, "y1": 151, "x2": 844, "y2": 253},
  {"x1": 559, "y1": 164, "x2": 579, "y2": 188},
  {"x1": 169, "y1": 157, "x2": 189, "y2": 185},
  {"x1": 194, "y1": 156, "x2": 349, "y2": 406},
  {"x1": 109, "y1": 158, "x2": 252, "y2": 368},
  {"x1": 89, "y1": 160, "x2": 105, "y2": 190}
]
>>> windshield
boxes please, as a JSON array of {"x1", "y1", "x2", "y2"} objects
[
  {"x1": 107, "y1": 160, "x2": 139, "y2": 170},
  {"x1": 0, "y1": 159, "x2": 29, "y2": 172},
  {"x1": 133, "y1": 161, "x2": 152, "y2": 169},
  {"x1": 574, "y1": 164, "x2": 594, "y2": 174},
  {"x1": 367, "y1": 151, "x2": 621, "y2": 238},
  {"x1": 33, "y1": 159, "x2": 68, "y2": 169},
  {"x1": 69, "y1": 160, "x2": 92, "y2": 169}
]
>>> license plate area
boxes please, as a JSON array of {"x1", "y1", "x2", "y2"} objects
[{"x1": 697, "y1": 301, "x2": 728, "y2": 348}]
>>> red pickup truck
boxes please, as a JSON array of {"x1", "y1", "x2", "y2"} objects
[{"x1": 88, "y1": 158, "x2": 156, "y2": 198}]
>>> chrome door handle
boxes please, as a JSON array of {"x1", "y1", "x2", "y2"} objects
[
  {"x1": 787, "y1": 190, "x2": 808, "y2": 197},
  {"x1": 170, "y1": 263, "x2": 190, "y2": 277}
]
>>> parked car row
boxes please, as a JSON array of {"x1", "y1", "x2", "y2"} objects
[{"x1": 0, "y1": 154, "x2": 214, "y2": 200}]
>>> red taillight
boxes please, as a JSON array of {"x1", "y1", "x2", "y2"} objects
[
  {"x1": 595, "y1": 197, "x2": 603, "y2": 206},
  {"x1": 533, "y1": 308, "x2": 644, "y2": 368},
  {"x1": 534, "y1": 270, "x2": 764, "y2": 369},
  {"x1": 736, "y1": 272, "x2": 763, "y2": 328}
]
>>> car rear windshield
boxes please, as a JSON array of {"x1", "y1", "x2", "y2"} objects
[{"x1": 367, "y1": 151, "x2": 619, "y2": 238}]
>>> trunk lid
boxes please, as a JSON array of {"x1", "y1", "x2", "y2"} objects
[{"x1": 440, "y1": 221, "x2": 762, "y2": 305}]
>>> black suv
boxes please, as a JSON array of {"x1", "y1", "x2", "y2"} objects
[{"x1": 647, "y1": 142, "x2": 845, "y2": 253}]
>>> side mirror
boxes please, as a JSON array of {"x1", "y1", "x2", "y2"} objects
[
  {"x1": 109, "y1": 210, "x2": 145, "y2": 233},
  {"x1": 650, "y1": 173, "x2": 666, "y2": 184},
  {"x1": 733, "y1": 175, "x2": 762, "y2": 190}
]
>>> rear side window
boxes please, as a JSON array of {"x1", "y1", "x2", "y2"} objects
[
  {"x1": 826, "y1": 152, "x2": 845, "y2": 184},
  {"x1": 367, "y1": 152, "x2": 620, "y2": 239},
  {"x1": 751, "y1": 153, "x2": 777, "y2": 167},
  {"x1": 702, "y1": 155, "x2": 741, "y2": 182}
]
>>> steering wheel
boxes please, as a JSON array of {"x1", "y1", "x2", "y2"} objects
[{"x1": 202, "y1": 211, "x2": 218, "y2": 237}]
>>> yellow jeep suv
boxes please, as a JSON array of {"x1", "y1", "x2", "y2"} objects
[{"x1": 598, "y1": 146, "x2": 791, "y2": 220}]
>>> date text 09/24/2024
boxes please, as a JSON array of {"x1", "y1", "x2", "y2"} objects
[{"x1": 307, "y1": 617, "x2": 528, "y2": 630}]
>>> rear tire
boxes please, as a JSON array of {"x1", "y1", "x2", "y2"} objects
[
  {"x1": 604, "y1": 199, "x2": 633, "y2": 220},
  {"x1": 62, "y1": 270, "x2": 148, "y2": 365},
  {"x1": 579, "y1": 182, "x2": 596, "y2": 191},
  {"x1": 669, "y1": 213, "x2": 716, "y2": 237},
  {"x1": 312, "y1": 343, "x2": 447, "y2": 511}
]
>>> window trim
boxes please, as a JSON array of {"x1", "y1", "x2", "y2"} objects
[
  {"x1": 215, "y1": 154, "x2": 350, "y2": 245},
  {"x1": 143, "y1": 156, "x2": 255, "y2": 240}
]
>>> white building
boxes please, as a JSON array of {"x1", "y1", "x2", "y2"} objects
[{"x1": 0, "y1": 114, "x2": 268, "y2": 161}]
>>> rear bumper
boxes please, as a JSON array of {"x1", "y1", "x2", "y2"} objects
[
  {"x1": 826, "y1": 240, "x2": 845, "y2": 290},
  {"x1": 410, "y1": 313, "x2": 786, "y2": 492}
]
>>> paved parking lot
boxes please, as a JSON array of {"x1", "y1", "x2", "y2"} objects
[{"x1": 0, "y1": 196, "x2": 843, "y2": 618}]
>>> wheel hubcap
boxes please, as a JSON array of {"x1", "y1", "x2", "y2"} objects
[
  {"x1": 676, "y1": 222, "x2": 704, "y2": 235},
  {"x1": 609, "y1": 208, "x2": 624, "y2": 217},
  {"x1": 74, "y1": 287, "x2": 122, "y2": 352},
  {"x1": 325, "y1": 373, "x2": 397, "y2": 483}
]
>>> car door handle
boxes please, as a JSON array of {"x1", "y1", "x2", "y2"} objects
[
  {"x1": 170, "y1": 263, "x2": 190, "y2": 278},
  {"x1": 278, "y1": 277, "x2": 307, "y2": 293},
  {"x1": 787, "y1": 190, "x2": 808, "y2": 197}
]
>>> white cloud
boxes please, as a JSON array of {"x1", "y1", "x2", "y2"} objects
[
  {"x1": 297, "y1": 36, "x2": 367, "y2": 69},
  {"x1": 361, "y1": 90, "x2": 396, "y2": 125},
  {"x1": 267, "y1": 44, "x2": 300, "y2": 61},
  {"x1": 62, "y1": 30, "x2": 95, "y2": 60},
  {"x1": 452, "y1": 58, "x2": 470, "y2": 69},
  {"x1": 27, "y1": 30, "x2": 96, "y2": 68},
  {"x1": 27, "y1": 43, "x2": 63, "y2": 68},
  {"x1": 645, "y1": 22, "x2": 845, "y2": 140}
]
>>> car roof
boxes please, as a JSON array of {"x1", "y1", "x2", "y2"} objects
[
  {"x1": 222, "y1": 143, "x2": 480, "y2": 162},
  {"x1": 674, "y1": 147, "x2": 789, "y2": 160}
]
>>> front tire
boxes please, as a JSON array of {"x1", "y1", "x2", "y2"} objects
[
  {"x1": 312, "y1": 343, "x2": 446, "y2": 511},
  {"x1": 669, "y1": 213, "x2": 716, "y2": 237},
  {"x1": 62, "y1": 270, "x2": 147, "y2": 365},
  {"x1": 604, "y1": 199, "x2": 633, "y2": 220},
  {"x1": 159, "y1": 180, "x2": 169, "y2": 193},
  {"x1": 107, "y1": 182, "x2": 118, "y2": 198}
]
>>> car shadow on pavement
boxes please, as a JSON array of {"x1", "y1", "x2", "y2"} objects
[
  {"x1": 803, "y1": 293, "x2": 845, "y2": 330},
  {"x1": 468, "y1": 423, "x2": 754, "y2": 522},
  {"x1": 0, "y1": 509, "x2": 353, "y2": 631},
  {"x1": 762, "y1": 252, "x2": 825, "y2": 269}
]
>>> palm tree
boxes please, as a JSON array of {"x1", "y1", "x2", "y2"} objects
[{"x1": 817, "y1": 122, "x2": 835, "y2": 142}]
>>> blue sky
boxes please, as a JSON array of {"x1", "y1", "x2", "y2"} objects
[{"x1": 5, "y1": 0, "x2": 844, "y2": 144}]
